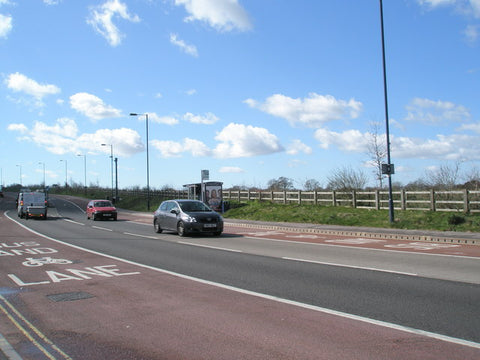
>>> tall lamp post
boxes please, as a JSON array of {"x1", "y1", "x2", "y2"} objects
[
  {"x1": 130, "y1": 113, "x2": 150, "y2": 210},
  {"x1": 379, "y1": 0, "x2": 395, "y2": 223},
  {"x1": 60, "y1": 160, "x2": 68, "y2": 189},
  {"x1": 16, "y1": 164, "x2": 22, "y2": 186},
  {"x1": 77, "y1": 154, "x2": 87, "y2": 194},
  {"x1": 38, "y1": 162, "x2": 46, "y2": 191},
  {"x1": 101, "y1": 143, "x2": 114, "y2": 201}
]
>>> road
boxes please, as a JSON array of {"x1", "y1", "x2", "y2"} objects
[{"x1": 0, "y1": 194, "x2": 479, "y2": 359}]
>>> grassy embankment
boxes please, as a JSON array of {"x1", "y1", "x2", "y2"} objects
[{"x1": 54, "y1": 189, "x2": 480, "y2": 232}]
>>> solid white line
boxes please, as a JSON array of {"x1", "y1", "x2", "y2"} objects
[
  {"x1": 0, "y1": 333, "x2": 23, "y2": 360},
  {"x1": 123, "y1": 232, "x2": 159, "y2": 239},
  {"x1": 63, "y1": 219, "x2": 85, "y2": 226},
  {"x1": 92, "y1": 226, "x2": 113, "y2": 232},
  {"x1": 5, "y1": 210, "x2": 479, "y2": 350},
  {"x1": 282, "y1": 257, "x2": 418, "y2": 276},
  {"x1": 178, "y1": 241, "x2": 243, "y2": 253}
]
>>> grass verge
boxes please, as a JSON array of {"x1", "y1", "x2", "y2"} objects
[{"x1": 223, "y1": 201, "x2": 480, "y2": 232}]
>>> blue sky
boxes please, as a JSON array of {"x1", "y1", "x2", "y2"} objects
[{"x1": 1, "y1": 0, "x2": 479, "y2": 191}]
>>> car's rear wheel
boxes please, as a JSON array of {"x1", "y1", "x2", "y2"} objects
[
  {"x1": 154, "y1": 219, "x2": 162, "y2": 233},
  {"x1": 177, "y1": 221, "x2": 187, "y2": 237}
]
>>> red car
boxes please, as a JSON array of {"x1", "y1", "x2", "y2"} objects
[{"x1": 86, "y1": 199, "x2": 117, "y2": 221}]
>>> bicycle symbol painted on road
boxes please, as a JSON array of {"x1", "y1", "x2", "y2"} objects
[{"x1": 22, "y1": 257, "x2": 73, "y2": 267}]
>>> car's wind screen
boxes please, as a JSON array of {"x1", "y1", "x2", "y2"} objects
[
  {"x1": 95, "y1": 201, "x2": 113, "y2": 207},
  {"x1": 180, "y1": 202, "x2": 211, "y2": 212}
]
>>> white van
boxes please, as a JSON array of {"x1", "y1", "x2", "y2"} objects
[{"x1": 17, "y1": 192, "x2": 47, "y2": 220}]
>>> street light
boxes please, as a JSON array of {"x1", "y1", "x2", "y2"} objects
[
  {"x1": 60, "y1": 160, "x2": 68, "y2": 188},
  {"x1": 38, "y1": 162, "x2": 46, "y2": 191},
  {"x1": 130, "y1": 112, "x2": 150, "y2": 210},
  {"x1": 379, "y1": 0, "x2": 395, "y2": 223},
  {"x1": 77, "y1": 154, "x2": 87, "y2": 194},
  {"x1": 16, "y1": 164, "x2": 22, "y2": 186},
  {"x1": 101, "y1": 143, "x2": 114, "y2": 201}
]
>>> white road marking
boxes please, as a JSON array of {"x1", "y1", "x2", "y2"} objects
[
  {"x1": 123, "y1": 232, "x2": 159, "y2": 239},
  {"x1": 178, "y1": 241, "x2": 243, "y2": 253},
  {"x1": 92, "y1": 226, "x2": 113, "y2": 232},
  {"x1": 63, "y1": 219, "x2": 85, "y2": 226},
  {"x1": 282, "y1": 257, "x2": 419, "y2": 276}
]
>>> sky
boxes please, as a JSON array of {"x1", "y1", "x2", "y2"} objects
[{"x1": 1, "y1": 0, "x2": 479, "y2": 191}]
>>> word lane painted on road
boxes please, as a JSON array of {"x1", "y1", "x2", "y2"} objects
[{"x1": 8, "y1": 265, "x2": 141, "y2": 286}]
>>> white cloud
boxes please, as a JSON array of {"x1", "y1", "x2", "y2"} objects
[
  {"x1": 169, "y1": 33, "x2": 198, "y2": 57},
  {"x1": 5, "y1": 73, "x2": 61, "y2": 104},
  {"x1": 175, "y1": 0, "x2": 252, "y2": 32},
  {"x1": 314, "y1": 127, "x2": 480, "y2": 161},
  {"x1": 405, "y1": 97, "x2": 470, "y2": 124},
  {"x1": 465, "y1": 24, "x2": 479, "y2": 42},
  {"x1": 213, "y1": 123, "x2": 283, "y2": 158},
  {"x1": 87, "y1": 0, "x2": 140, "y2": 47},
  {"x1": 417, "y1": 0, "x2": 456, "y2": 8},
  {"x1": 147, "y1": 113, "x2": 180, "y2": 125},
  {"x1": 70, "y1": 92, "x2": 122, "y2": 121},
  {"x1": 0, "y1": 13, "x2": 12, "y2": 38},
  {"x1": 8, "y1": 118, "x2": 143, "y2": 156},
  {"x1": 151, "y1": 138, "x2": 210, "y2": 158},
  {"x1": 77, "y1": 128, "x2": 144, "y2": 157},
  {"x1": 7, "y1": 123, "x2": 28, "y2": 134},
  {"x1": 183, "y1": 112, "x2": 219, "y2": 124},
  {"x1": 286, "y1": 139, "x2": 312, "y2": 155},
  {"x1": 314, "y1": 128, "x2": 369, "y2": 152},
  {"x1": 245, "y1": 93, "x2": 362, "y2": 128},
  {"x1": 219, "y1": 166, "x2": 245, "y2": 173},
  {"x1": 183, "y1": 137, "x2": 211, "y2": 156}
]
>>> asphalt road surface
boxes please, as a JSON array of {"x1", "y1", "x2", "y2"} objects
[{"x1": 0, "y1": 194, "x2": 479, "y2": 359}]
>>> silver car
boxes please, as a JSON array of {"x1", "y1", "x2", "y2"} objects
[{"x1": 153, "y1": 199, "x2": 223, "y2": 236}]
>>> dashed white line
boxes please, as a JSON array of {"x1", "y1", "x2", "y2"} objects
[
  {"x1": 92, "y1": 226, "x2": 113, "y2": 232},
  {"x1": 123, "y1": 232, "x2": 159, "y2": 239},
  {"x1": 178, "y1": 241, "x2": 243, "y2": 253},
  {"x1": 63, "y1": 219, "x2": 85, "y2": 226},
  {"x1": 282, "y1": 257, "x2": 418, "y2": 276}
]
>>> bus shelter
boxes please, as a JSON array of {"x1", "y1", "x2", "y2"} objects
[{"x1": 183, "y1": 181, "x2": 223, "y2": 212}]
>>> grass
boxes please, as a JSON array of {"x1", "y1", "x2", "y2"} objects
[{"x1": 223, "y1": 200, "x2": 480, "y2": 233}]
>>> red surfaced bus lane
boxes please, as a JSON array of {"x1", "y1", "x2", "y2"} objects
[{"x1": 1, "y1": 212, "x2": 479, "y2": 359}]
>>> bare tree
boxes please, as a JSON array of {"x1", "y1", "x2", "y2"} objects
[
  {"x1": 267, "y1": 177, "x2": 294, "y2": 191},
  {"x1": 365, "y1": 122, "x2": 387, "y2": 188},
  {"x1": 425, "y1": 161, "x2": 462, "y2": 190},
  {"x1": 303, "y1": 178, "x2": 322, "y2": 191},
  {"x1": 326, "y1": 166, "x2": 368, "y2": 190},
  {"x1": 463, "y1": 165, "x2": 480, "y2": 190}
]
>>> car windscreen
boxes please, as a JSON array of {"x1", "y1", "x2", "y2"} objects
[
  {"x1": 179, "y1": 201, "x2": 211, "y2": 212},
  {"x1": 94, "y1": 201, "x2": 113, "y2": 207}
]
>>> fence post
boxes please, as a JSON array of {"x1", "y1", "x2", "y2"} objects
[
  {"x1": 464, "y1": 189, "x2": 469, "y2": 212},
  {"x1": 375, "y1": 190, "x2": 380, "y2": 210},
  {"x1": 430, "y1": 189, "x2": 436, "y2": 211},
  {"x1": 352, "y1": 190, "x2": 357, "y2": 208},
  {"x1": 283, "y1": 191, "x2": 287, "y2": 204},
  {"x1": 314, "y1": 190, "x2": 317, "y2": 205},
  {"x1": 298, "y1": 190, "x2": 302, "y2": 205},
  {"x1": 332, "y1": 191, "x2": 336, "y2": 206}
]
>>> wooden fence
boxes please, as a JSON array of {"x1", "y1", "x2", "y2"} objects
[
  {"x1": 221, "y1": 189, "x2": 480, "y2": 213},
  {"x1": 115, "y1": 188, "x2": 480, "y2": 213}
]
